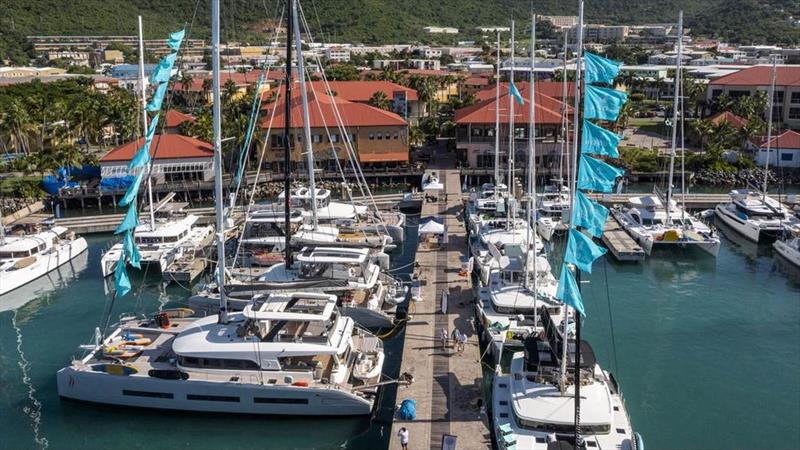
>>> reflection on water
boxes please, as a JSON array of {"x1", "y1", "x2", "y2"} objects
[{"x1": 0, "y1": 249, "x2": 90, "y2": 314}]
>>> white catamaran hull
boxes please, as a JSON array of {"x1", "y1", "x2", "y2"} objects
[
  {"x1": 714, "y1": 204, "x2": 780, "y2": 243},
  {"x1": 0, "y1": 237, "x2": 88, "y2": 296},
  {"x1": 56, "y1": 367, "x2": 374, "y2": 415},
  {"x1": 774, "y1": 239, "x2": 800, "y2": 268}
]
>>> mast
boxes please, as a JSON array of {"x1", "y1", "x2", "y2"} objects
[
  {"x1": 494, "y1": 30, "x2": 502, "y2": 198},
  {"x1": 292, "y1": 1, "x2": 318, "y2": 229},
  {"x1": 560, "y1": 31, "x2": 569, "y2": 188},
  {"x1": 507, "y1": 21, "x2": 515, "y2": 230},
  {"x1": 525, "y1": 14, "x2": 538, "y2": 303},
  {"x1": 137, "y1": 16, "x2": 156, "y2": 230},
  {"x1": 283, "y1": 0, "x2": 294, "y2": 265},
  {"x1": 666, "y1": 11, "x2": 683, "y2": 223},
  {"x1": 763, "y1": 57, "x2": 777, "y2": 201},
  {"x1": 211, "y1": 0, "x2": 226, "y2": 317},
  {"x1": 0, "y1": 208, "x2": 4, "y2": 244}
]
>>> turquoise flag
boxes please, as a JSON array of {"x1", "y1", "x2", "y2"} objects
[
  {"x1": 122, "y1": 229, "x2": 141, "y2": 269},
  {"x1": 146, "y1": 82, "x2": 168, "y2": 112},
  {"x1": 581, "y1": 119, "x2": 621, "y2": 158},
  {"x1": 564, "y1": 228, "x2": 607, "y2": 274},
  {"x1": 509, "y1": 80, "x2": 524, "y2": 105},
  {"x1": 556, "y1": 263, "x2": 585, "y2": 317},
  {"x1": 150, "y1": 53, "x2": 177, "y2": 84},
  {"x1": 573, "y1": 191, "x2": 609, "y2": 238},
  {"x1": 167, "y1": 29, "x2": 186, "y2": 51},
  {"x1": 128, "y1": 114, "x2": 159, "y2": 170},
  {"x1": 114, "y1": 253, "x2": 132, "y2": 298},
  {"x1": 578, "y1": 154, "x2": 625, "y2": 193},
  {"x1": 584, "y1": 52, "x2": 621, "y2": 85},
  {"x1": 584, "y1": 85, "x2": 628, "y2": 121},
  {"x1": 118, "y1": 170, "x2": 143, "y2": 207},
  {"x1": 114, "y1": 204, "x2": 140, "y2": 235}
]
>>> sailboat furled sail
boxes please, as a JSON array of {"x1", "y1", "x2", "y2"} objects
[
  {"x1": 113, "y1": 28, "x2": 186, "y2": 298},
  {"x1": 557, "y1": 51, "x2": 626, "y2": 317}
]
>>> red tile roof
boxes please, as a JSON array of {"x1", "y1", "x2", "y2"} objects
[
  {"x1": 754, "y1": 130, "x2": 800, "y2": 150},
  {"x1": 310, "y1": 80, "x2": 418, "y2": 102},
  {"x1": 708, "y1": 111, "x2": 747, "y2": 130},
  {"x1": 165, "y1": 110, "x2": 195, "y2": 128},
  {"x1": 455, "y1": 88, "x2": 568, "y2": 125},
  {"x1": 174, "y1": 69, "x2": 288, "y2": 92},
  {"x1": 709, "y1": 66, "x2": 800, "y2": 87},
  {"x1": 101, "y1": 134, "x2": 214, "y2": 162},
  {"x1": 464, "y1": 76, "x2": 490, "y2": 86},
  {"x1": 475, "y1": 81, "x2": 576, "y2": 102},
  {"x1": 260, "y1": 83, "x2": 408, "y2": 128}
]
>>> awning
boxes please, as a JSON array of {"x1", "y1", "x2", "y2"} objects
[{"x1": 419, "y1": 217, "x2": 445, "y2": 234}]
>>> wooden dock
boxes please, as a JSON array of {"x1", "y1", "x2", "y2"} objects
[
  {"x1": 602, "y1": 215, "x2": 645, "y2": 262},
  {"x1": 390, "y1": 162, "x2": 490, "y2": 450}
]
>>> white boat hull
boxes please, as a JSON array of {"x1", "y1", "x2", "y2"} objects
[
  {"x1": 0, "y1": 237, "x2": 88, "y2": 296},
  {"x1": 774, "y1": 239, "x2": 800, "y2": 268},
  {"x1": 57, "y1": 367, "x2": 374, "y2": 416},
  {"x1": 714, "y1": 204, "x2": 777, "y2": 243}
]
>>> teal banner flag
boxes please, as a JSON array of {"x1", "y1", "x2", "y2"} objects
[
  {"x1": 150, "y1": 53, "x2": 177, "y2": 84},
  {"x1": 581, "y1": 119, "x2": 621, "y2": 158},
  {"x1": 584, "y1": 52, "x2": 621, "y2": 85},
  {"x1": 118, "y1": 170, "x2": 144, "y2": 207},
  {"x1": 146, "y1": 82, "x2": 168, "y2": 112},
  {"x1": 578, "y1": 154, "x2": 625, "y2": 193},
  {"x1": 584, "y1": 84, "x2": 628, "y2": 121},
  {"x1": 114, "y1": 203, "x2": 140, "y2": 235},
  {"x1": 573, "y1": 191, "x2": 609, "y2": 238},
  {"x1": 128, "y1": 114, "x2": 159, "y2": 170},
  {"x1": 556, "y1": 263, "x2": 585, "y2": 317},
  {"x1": 564, "y1": 228, "x2": 607, "y2": 274},
  {"x1": 509, "y1": 80, "x2": 524, "y2": 105},
  {"x1": 114, "y1": 253, "x2": 132, "y2": 298},
  {"x1": 167, "y1": 29, "x2": 186, "y2": 51},
  {"x1": 122, "y1": 230, "x2": 141, "y2": 269}
]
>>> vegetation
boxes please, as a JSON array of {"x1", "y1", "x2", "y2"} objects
[{"x1": 2, "y1": 0, "x2": 799, "y2": 45}]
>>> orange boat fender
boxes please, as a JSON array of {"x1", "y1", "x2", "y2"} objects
[{"x1": 291, "y1": 381, "x2": 309, "y2": 387}]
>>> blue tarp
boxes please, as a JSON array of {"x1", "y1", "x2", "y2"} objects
[
  {"x1": 399, "y1": 399, "x2": 417, "y2": 420},
  {"x1": 100, "y1": 176, "x2": 136, "y2": 193},
  {"x1": 42, "y1": 175, "x2": 79, "y2": 195}
]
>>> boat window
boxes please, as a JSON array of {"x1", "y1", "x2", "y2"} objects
[
  {"x1": 38, "y1": 244, "x2": 46, "y2": 251},
  {"x1": 278, "y1": 356, "x2": 317, "y2": 372},
  {"x1": 254, "y1": 397, "x2": 309, "y2": 404},
  {"x1": 187, "y1": 394, "x2": 240, "y2": 402},
  {"x1": 515, "y1": 416, "x2": 610, "y2": 434},
  {"x1": 122, "y1": 389, "x2": 173, "y2": 399},
  {"x1": 178, "y1": 356, "x2": 261, "y2": 370},
  {"x1": 29, "y1": 246, "x2": 38, "y2": 255},
  {"x1": 0, "y1": 252, "x2": 12, "y2": 259}
]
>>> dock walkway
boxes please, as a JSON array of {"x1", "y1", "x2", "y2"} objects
[
  {"x1": 390, "y1": 158, "x2": 490, "y2": 450},
  {"x1": 602, "y1": 215, "x2": 645, "y2": 262}
]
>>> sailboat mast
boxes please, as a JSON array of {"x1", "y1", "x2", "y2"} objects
[
  {"x1": 283, "y1": 0, "x2": 294, "y2": 265},
  {"x1": 666, "y1": 11, "x2": 683, "y2": 222},
  {"x1": 0, "y1": 208, "x2": 4, "y2": 244},
  {"x1": 494, "y1": 31, "x2": 502, "y2": 198},
  {"x1": 560, "y1": 31, "x2": 569, "y2": 188},
  {"x1": 507, "y1": 21, "x2": 515, "y2": 230},
  {"x1": 211, "y1": 0, "x2": 226, "y2": 315},
  {"x1": 292, "y1": 2, "x2": 318, "y2": 229},
  {"x1": 525, "y1": 14, "x2": 538, "y2": 302},
  {"x1": 763, "y1": 58, "x2": 777, "y2": 201},
  {"x1": 137, "y1": 16, "x2": 156, "y2": 230}
]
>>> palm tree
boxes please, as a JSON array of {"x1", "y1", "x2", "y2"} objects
[
  {"x1": 180, "y1": 72, "x2": 195, "y2": 109},
  {"x1": 222, "y1": 79, "x2": 239, "y2": 102},
  {"x1": 367, "y1": 91, "x2": 391, "y2": 111},
  {"x1": 202, "y1": 78, "x2": 213, "y2": 105}
]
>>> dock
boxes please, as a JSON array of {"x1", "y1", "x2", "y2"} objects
[
  {"x1": 391, "y1": 161, "x2": 490, "y2": 450},
  {"x1": 602, "y1": 215, "x2": 646, "y2": 262}
]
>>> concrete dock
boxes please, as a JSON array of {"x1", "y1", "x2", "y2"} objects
[
  {"x1": 602, "y1": 215, "x2": 646, "y2": 262},
  {"x1": 390, "y1": 161, "x2": 490, "y2": 450}
]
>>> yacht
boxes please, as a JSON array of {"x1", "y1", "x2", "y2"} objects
[
  {"x1": 714, "y1": 190, "x2": 800, "y2": 243},
  {"x1": 471, "y1": 218, "x2": 544, "y2": 285},
  {"x1": 57, "y1": 292, "x2": 385, "y2": 416},
  {"x1": 536, "y1": 185, "x2": 570, "y2": 241},
  {"x1": 774, "y1": 234, "x2": 800, "y2": 268},
  {"x1": 100, "y1": 205, "x2": 214, "y2": 278},
  {"x1": 613, "y1": 195, "x2": 720, "y2": 256},
  {"x1": 191, "y1": 246, "x2": 406, "y2": 329},
  {"x1": 466, "y1": 183, "x2": 509, "y2": 235},
  {"x1": 492, "y1": 309, "x2": 641, "y2": 450},
  {"x1": 0, "y1": 225, "x2": 88, "y2": 296}
]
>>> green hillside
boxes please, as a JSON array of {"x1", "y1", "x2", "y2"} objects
[{"x1": 1, "y1": 0, "x2": 799, "y2": 45}]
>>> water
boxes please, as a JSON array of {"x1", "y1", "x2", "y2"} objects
[{"x1": 1, "y1": 217, "x2": 799, "y2": 449}]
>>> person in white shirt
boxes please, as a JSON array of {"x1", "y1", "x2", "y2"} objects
[{"x1": 397, "y1": 427, "x2": 409, "y2": 450}]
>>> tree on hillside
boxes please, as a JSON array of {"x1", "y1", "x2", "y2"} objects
[{"x1": 325, "y1": 64, "x2": 360, "y2": 81}]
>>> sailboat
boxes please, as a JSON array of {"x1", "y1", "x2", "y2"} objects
[
  {"x1": 99, "y1": 18, "x2": 213, "y2": 278},
  {"x1": 477, "y1": 20, "x2": 567, "y2": 364},
  {"x1": 715, "y1": 60, "x2": 800, "y2": 243},
  {"x1": 492, "y1": 8, "x2": 641, "y2": 449},
  {"x1": 613, "y1": 19, "x2": 720, "y2": 257},
  {"x1": 58, "y1": 0, "x2": 386, "y2": 416}
]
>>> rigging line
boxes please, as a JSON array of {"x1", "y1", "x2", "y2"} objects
[{"x1": 602, "y1": 257, "x2": 619, "y2": 374}]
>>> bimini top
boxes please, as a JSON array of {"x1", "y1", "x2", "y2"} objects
[
  {"x1": 135, "y1": 214, "x2": 198, "y2": 237},
  {"x1": 278, "y1": 187, "x2": 332, "y2": 200},
  {"x1": 242, "y1": 292, "x2": 337, "y2": 322},
  {"x1": 628, "y1": 195, "x2": 663, "y2": 209},
  {"x1": 295, "y1": 246, "x2": 369, "y2": 264}
]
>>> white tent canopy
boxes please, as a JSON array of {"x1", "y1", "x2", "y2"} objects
[{"x1": 419, "y1": 217, "x2": 445, "y2": 235}]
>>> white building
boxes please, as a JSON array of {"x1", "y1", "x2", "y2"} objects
[
  {"x1": 476, "y1": 26, "x2": 511, "y2": 33},
  {"x1": 325, "y1": 47, "x2": 351, "y2": 63},
  {"x1": 749, "y1": 130, "x2": 800, "y2": 168},
  {"x1": 424, "y1": 26, "x2": 458, "y2": 34}
]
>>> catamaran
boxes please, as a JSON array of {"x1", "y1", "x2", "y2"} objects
[
  {"x1": 714, "y1": 60, "x2": 800, "y2": 243},
  {"x1": 535, "y1": 185, "x2": 571, "y2": 241},
  {"x1": 774, "y1": 233, "x2": 800, "y2": 267},
  {"x1": 614, "y1": 24, "x2": 720, "y2": 257},
  {"x1": 0, "y1": 224, "x2": 87, "y2": 297},
  {"x1": 57, "y1": 292, "x2": 386, "y2": 415}
]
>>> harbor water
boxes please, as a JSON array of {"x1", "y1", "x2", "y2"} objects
[{"x1": 1, "y1": 215, "x2": 799, "y2": 449}]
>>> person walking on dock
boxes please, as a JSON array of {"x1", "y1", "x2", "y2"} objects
[
  {"x1": 457, "y1": 330, "x2": 467, "y2": 355},
  {"x1": 397, "y1": 427, "x2": 409, "y2": 450},
  {"x1": 439, "y1": 327, "x2": 449, "y2": 350}
]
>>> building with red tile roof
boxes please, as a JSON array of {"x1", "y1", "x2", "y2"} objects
[
  {"x1": 748, "y1": 129, "x2": 800, "y2": 168},
  {"x1": 164, "y1": 110, "x2": 195, "y2": 131},
  {"x1": 708, "y1": 111, "x2": 748, "y2": 130},
  {"x1": 259, "y1": 84, "x2": 409, "y2": 169},
  {"x1": 474, "y1": 81, "x2": 576, "y2": 103},
  {"x1": 707, "y1": 65, "x2": 800, "y2": 130},
  {"x1": 100, "y1": 134, "x2": 214, "y2": 183}
]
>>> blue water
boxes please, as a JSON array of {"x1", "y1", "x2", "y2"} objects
[{"x1": 1, "y1": 215, "x2": 799, "y2": 449}]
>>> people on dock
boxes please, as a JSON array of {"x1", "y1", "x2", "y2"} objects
[
  {"x1": 397, "y1": 427, "x2": 409, "y2": 450},
  {"x1": 439, "y1": 327, "x2": 449, "y2": 350},
  {"x1": 457, "y1": 330, "x2": 467, "y2": 355}
]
